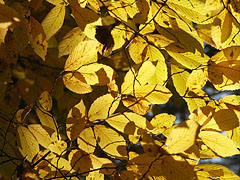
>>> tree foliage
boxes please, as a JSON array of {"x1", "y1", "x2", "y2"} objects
[{"x1": 0, "y1": 0, "x2": 240, "y2": 179}]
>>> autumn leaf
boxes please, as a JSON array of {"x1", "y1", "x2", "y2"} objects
[
  {"x1": 41, "y1": 3, "x2": 65, "y2": 40},
  {"x1": 94, "y1": 125, "x2": 127, "y2": 157},
  {"x1": 17, "y1": 126, "x2": 39, "y2": 161},
  {"x1": 165, "y1": 119, "x2": 200, "y2": 154},
  {"x1": 199, "y1": 131, "x2": 239, "y2": 157}
]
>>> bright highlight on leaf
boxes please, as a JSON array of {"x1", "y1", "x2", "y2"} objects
[{"x1": 166, "y1": 119, "x2": 200, "y2": 154}]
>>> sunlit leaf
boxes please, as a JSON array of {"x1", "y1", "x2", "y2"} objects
[
  {"x1": 195, "y1": 164, "x2": 240, "y2": 180},
  {"x1": 165, "y1": 119, "x2": 200, "y2": 154},
  {"x1": 202, "y1": 109, "x2": 239, "y2": 131},
  {"x1": 64, "y1": 40, "x2": 99, "y2": 71},
  {"x1": 28, "y1": 124, "x2": 52, "y2": 149},
  {"x1": 94, "y1": 125, "x2": 127, "y2": 157},
  {"x1": 78, "y1": 127, "x2": 96, "y2": 154},
  {"x1": 150, "y1": 113, "x2": 176, "y2": 134},
  {"x1": 48, "y1": 140, "x2": 67, "y2": 155},
  {"x1": 58, "y1": 27, "x2": 88, "y2": 58},
  {"x1": 199, "y1": 131, "x2": 239, "y2": 157},
  {"x1": 17, "y1": 126, "x2": 39, "y2": 162},
  {"x1": 88, "y1": 94, "x2": 119, "y2": 122},
  {"x1": 41, "y1": 3, "x2": 65, "y2": 40},
  {"x1": 106, "y1": 112, "x2": 153, "y2": 135}
]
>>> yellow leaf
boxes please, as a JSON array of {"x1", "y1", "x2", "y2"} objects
[
  {"x1": 121, "y1": 61, "x2": 156, "y2": 94},
  {"x1": 147, "y1": 34, "x2": 174, "y2": 48},
  {"x1": 28, "y1": 124, "x2": 52, "y2": 149},
  {"x1": 186, "y1": 69, "x2": 207, "y2": 90},
  {"x1": 106, "y1": 112, "x2": 153, "y2": 135},
  {"x1": 150, "y1": 59, "x2": 168, "y2": 85},
  {"x1": 142, "y1": 45, "x2": 165, "y2": 62},
  {"x1": 221, "y1": 10, "x2": 232, "y2": 43},
  {"x1": 108, "y1": 1, "x2": 128, "y2": 22},
  {"x1": 58, "y1": 27, "x2": 88, "y2": 58},
  {"x1": 17, "y1": 126, "x2": 39, "y2": 162},
  {"x1": 157, "y1": 155, "x2": 197, "y2": 179},
  {"x1": 195, "y1": 164, "x2": 240, "y2": 180},
  {"x1": 220, "y1": 95, "x2": 240, "y2": 106},
  {"x1": 122, "y1": 96, "x2": 151, "y2": 115},
  {"x1": 203, "y1": 109, "x2": 239, "y2": 131},
  {"x1": 36, "y1": 107, "x2": 57, "y2": 135},
  {"x1": 69, "y1": 0, "x2": 99, "y2": 30},
  {"x1": 29, "y1": 17, "x2": 48, "y2": 61},
  {"x1": 207, "y1": 60, "x2": 240, "y2": 90},
  {"x1": 134, "y1": 84, "x2": 172, "y2": 104},
  {"x1": 165, "y1": 119, "x2": 200, "y2": 154},
  {"x1": 76, "y1": 63, "x2": 116, "y2": 86},
  {"x1": 226, "y1": 126, "x2": 240, "y2": 148},
  {"x1": 171, "y1": 63, "x2": 189, "y2": 96},
  {"x1": 128, "y1": 36, "x2": 148, "y2": 64},
  {"x1": 204, "y1": 0, "x2": 227, "y2": 11},
  {"x1": 46, "y1": 0, "x2": 64, "y2": 5},
  {"x1": 66, "y1": 100, "x2": 87, "y2": 141},
  {"x1": 0, "y1": 4, "x2": 20, "y2": 28},
  {"x1": 38, "y1": 91, "x2": 52, "y2": 111},
  {"x1": 188, "y1": 106, "x2": 215, "y2": 126},
  {"x1": 41, "y1": 3, "x2": 65, "y2": 40},
  {"x1": 94, "y1": 125, "x2": 127, "y2": 157},
  {"x1": 78, "y1": 127, "x2": 96, "y2": 153},
  {"x1": 50, "y1": 156, "x2": 72, "y2": 172},
  {"x1": 168, "y1": 51, "x2": 209, "y2": 69},
  {"x1": 48, "y1": 140, "x2": 67, "y2": 155},
  {"x1": 184, "y1": 90, "x2": 207, "y2": 112},
  {"x1": 64, "y1": 40, "x2": 99, "y2": 71},
  {"x1": 199, "y1": 131, "x2": 239, "y2": 157},
  {"x1": 111, "y1": 24, "x2": 126, "y2": 51},
  {"x1": 167, "y1": 0, "x2": 212, "y2": 24},
  {"x1": 63, "y1": 72, "x2": 92, "y2": 94},
  {"x1": 88, "y1": 94, "x2": 119, "y2": 122},
  {"x1": 150, "y1": 113, "x2": 176, "y2": 134},
  {"x1": 90, "y1": 154, "x2": 113, "y2": 170},
  {"x1": 69, "y1": 149, "x2": 92, "y2": 175}
]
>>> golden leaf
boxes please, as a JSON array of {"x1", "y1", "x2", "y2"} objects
[
  {"x1": 202, "y1": 109, "x2": 239, "y2": 131},
  {"x1": 88, "y1": 94, "x2": 119, "y2": 122},
  {"x1": 121, "y1": 61, "x2": 156, "y2": 94},
  {"x1": 78, "y1": 127, "x2": 96, "y2": 153},
  {"x1": 94, "y1": 125, "x2": 127, "y2": 157},
  {"x1": 220, "y1": 95, "x2": 240, "y2": 106},
  {"x1": 36, "y1": 107, "x2": 57, "y2": 135},
  {"x1": 128, "y1": 36, "x2": 148, "y2": 64},
  {"x1": 195, "y1": 164, "x2": 240, "y2": 180},
  {"x1": 58, "y1": 27, "x2": 88, "y2": 58},
  {"x1": 150, "y1": 113, "x2": 176, "y2": 134},
  {"x1": 199, "y1": 131, "x2": 239, "y2": 157},
  {"x1": 63, "y1": 72, "x2": 92, "y2": 94},
  {"x1": 29, "y1": 17, "x2": 48, "y2": 61},
  {"x1": 28, "y1": 124, "x2": 52, "y2": 149},
  {"x1": 106, "y1": 112, "x2": 153, "y2": 135},
  {"x1": 41, "y1": 3, "x2": 65, "y2": 40},
  {"x1": 64, "y1": 40, "x2": 99, "y2": 71},
  {"x1": 165, "y1": 119, "x2": 200, "y2": 154},
  {"x1": 48, "y1": 140, "x2": 67, "y2": 155},
  {"x1": 17, "y1": 126, "x2": 39, "y2": 161}
]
